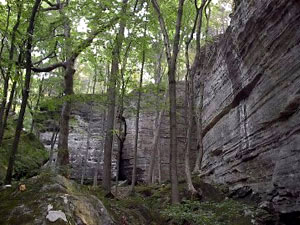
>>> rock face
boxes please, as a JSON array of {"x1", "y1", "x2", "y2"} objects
[
  {"x1": 39, "y1": 86, "x2": 194, "y2": 184},
  {"x1": 40, "y1": 100, "x2": 118, "y2": 182},
  {"x1": 121, "y1": 83, "x2": 196, "y2": 182},
  {"x1": 194, "y1": 0, "x2": 300, "y2": 221}
]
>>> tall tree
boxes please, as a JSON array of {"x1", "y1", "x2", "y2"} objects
[
  {"x1": 115, "y1": 41, "x2": 131, "y2": 194},
  {"x1": 5, "y1": 0, "x2": 42, "y2": 184},
  {"x1": 130, "y1": 25, "x2": 147, "y2": 193},
  {"x1": 102, "y1": 0, "x2": 129, "y2": 193},
  {"x1": 81, "y1": 110, "x2": 91, "y2": 185},
  {"x1": 27, "y1": 0, "x2": 120, "y2": 174},
  {"x1": 182, "y1": 0, "x2": 211, "y2": 195},
  {"x1": 55, "y1": 0, "x2": 75, "y2": 173},
  {"x1": 192, "y1": 0, "x2": 211, "y2": 174},
  {"x1": 0, "y1": 1, "x2": 22, "y2": 146},
  {"x1": 150, "y1": 0, "x2": 186, "y2": 204}
]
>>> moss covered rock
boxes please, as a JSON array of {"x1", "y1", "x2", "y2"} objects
[
  {"x1": 0, "y1": 131, "x2": 48, "y2": 184},
  {"x1": 0, "y1": 173, "x2": 116, "y2": 225}
]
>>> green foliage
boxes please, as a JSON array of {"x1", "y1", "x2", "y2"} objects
[{"x1": 162, "y1": 199, "x2": 253, "y2": 225}]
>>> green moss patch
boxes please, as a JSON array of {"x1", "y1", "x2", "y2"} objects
[{"x1": 0, "y1": 131, "x2": 48, "y2": 184}]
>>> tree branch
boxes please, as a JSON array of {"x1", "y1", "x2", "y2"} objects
[
  {"x1": 33, "y1": 52, "x2": 56, "y2": 66},
  {"x1": 44, "y1": 0, "x2": 56, "y2": 7},
  {"x1": 150, "y1": 0, "x2": 172, "y2": 64},
  {"x1": 32, "y1": 41, "x2": 58, "y2": 65},
  {"x1": 32, "y1": 62, "x2": 66, "y2": 72},
  {"x1": 71, "y1": 16, "x2": 120, "y2": 59}
]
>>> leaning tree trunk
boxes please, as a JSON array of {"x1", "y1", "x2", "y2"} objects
[
  {"x1": 5, "y1": 0, "x2": 42, "y2": 184},
  {"x1": 184, "y1": 72, "x2": 198, "y2": 194},
  {"x1": 0, "y1": 5, "x2": 11, "y2": 143},
  {"x1": 0, "y1": 80, "x2": 17, "y2": 144}
]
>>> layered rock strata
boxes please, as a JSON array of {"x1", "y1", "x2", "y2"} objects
[{"x1": 194, "y1": 0, "x2": 300, "y2": 219}]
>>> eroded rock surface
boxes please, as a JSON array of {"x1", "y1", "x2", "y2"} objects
[
  {"x1": 121, "y1": 83, "x2": 197, "y2": 182},
  {"x1": 39, "y1": 100, "x2": 116, "y2": 182},
  {"x1": 194, "y1": 0, "x2": 300, "y2": 220}
]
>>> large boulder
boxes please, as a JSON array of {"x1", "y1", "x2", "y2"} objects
[{"x1": 0, "y1": 174, "x2": 116, "y2": 225}]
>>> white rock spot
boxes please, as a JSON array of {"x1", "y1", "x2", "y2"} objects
[
  {"x1": 46, "y1": 210, "x2": 67, "y2": 223},
  {"x1": 47, "y1": 204, "x2": 53, "y2": 211}
]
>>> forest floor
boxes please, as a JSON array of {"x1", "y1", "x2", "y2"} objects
[
  {"x1": 0, "y1": 171, "x2": 274, "y2": 225},
  {"x1": 88, "y1": 176, "x2": 273, "y2": 225}
]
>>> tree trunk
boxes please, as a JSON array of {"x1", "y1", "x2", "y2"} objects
[
  {"x1": 56, "y1": 0, "x2": 74, "y2": 174},
  {"x1": 130, "y1": 46, "x2": 145, "y2": 193},
  {"x1": 4, "y1": 0, "x2": 42, "y2": 184},
  {"x1": 115, "y1": 42, "x2": 131, "y2": 194},
  {"x1": 0, "y1": 79, "x2": 9, "y2": 145},
  {"x1": 150, "y1": 0, "x2": 185, "y2": 204},
  {"x1": 92, "y1": 71, "x2": 97, "y2": 94},
  {"x1": 158, "y1": 141, "x2": 162, "y2": 184},
  {"x1": 146, "y1": 105, "x2": 165, "y2": 184},
  {"x1": 56, "y1": 59, "x2": 75, "y2": 173},
  {"x1": 193, "y1": 0, "x2": 211, "y2": 173},
  {"x1": 93, "y1": 110, "x2": 106, "y2": 187},
  {"x1": 147, "y1": 44, "x2": 164, "y2": 184},
  {"x1": 0, "y1": 80, "x2": 17, "y2": 145},
  {"x1": 81, "y1": 112, "x2": 91, "y2": 185},
  {"x1": 30, "y1": 76, "x2": 44, "y2": 133},
  {"x1": 184, "y1": 71, "x2": 198, "y2": 194},
  {"x1": 0, "y1": 4, "x2": 21, "y2": 146},
  {"x1": 48, "y1": 127, "x2": 59, "y2": 168},
  {"x1": 102, "y1": 0, "x2": 128, "y2": 193},
  {"x1": 168, "y1": 64, "x2": 180, "y2": 204}
]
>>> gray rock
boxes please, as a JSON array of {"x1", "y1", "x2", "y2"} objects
[
  {"x1": 193, "y1": 0, "x2": 300, "y2": 219},
  {"x1": 0, "y1": 175, "x2": 116, "y2": 225},
  {"x1": 46, "y1": 210, "x2": 67, "y2": 223}
]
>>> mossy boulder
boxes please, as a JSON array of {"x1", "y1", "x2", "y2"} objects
[
  {"x1": 0, "y1": 173, "x2": 116, "y2": 225},
  {"x1": 0, "y1": 131, "x2": 48, "y2": 184}
]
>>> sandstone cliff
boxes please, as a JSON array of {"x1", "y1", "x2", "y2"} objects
[{"x1": 194, "y1": 0, "x2": 300, "y2": 220}]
